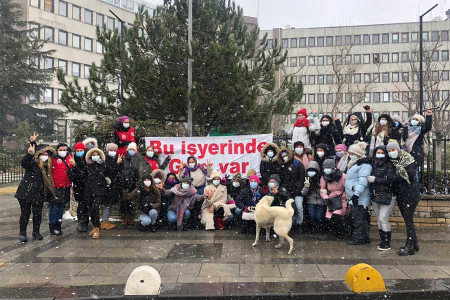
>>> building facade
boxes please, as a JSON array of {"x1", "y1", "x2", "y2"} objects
[
  {"x1": 261, "y1": 19, "x2": 450, "y2": 129},
  {"x1": 15, "y1": 0, "x2": 156, "y2": 144}
]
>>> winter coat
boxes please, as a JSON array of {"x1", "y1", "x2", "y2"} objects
[
  {"x1": 226, "y1": 183, "x2": 244, "y2": 202},
  {"x1": 277, "y1": 148, "x2": 305, "y2": 197},
  {"x1": 370, "y1": 146, "x2": 396, "y2": 205},
  {"x1": 177, "y1": 165, "x2": 212, "y2": 188},
  {"x1": 80, "y1": 149, "x2": 109, "y2": 199},
  {"x1": 312, "y1": 115, "x2": 342, "y2": 156},
  {"x1": 402, "y1": 115, "x2": 432, "y2": 165},
  {"x1": 143, "y1": 153, "x2": 170, "y2": 171},
  {"x1": 259, "y1": 142, "x2": 280, "y2": 186},
  {"x1": 122, "y1": 153, "x2": 145, "y2": 192},
  {"x1": 390, "y1": 122, "x2": 404, "y2": 145},
  {"x1": 262, "y1": 186, "x2": 290, "y2": 207},
  {"x1": 291, "y1": 115, "x2": 320, "y2": 149},
  {"x1": 114, "y1": 123, "x2": 136, "y2": 157},
  {"x1": 345, "y1": 157, "x2": 372, "y2": 208},
  {"x1": 15, "y1": 144, "x2": 56, "y2": 201},
  {"x1": 72, "y1": 154, "x2": 86, "y2": 202},
  {"x1": 138, "y1": 184, "x2": 161, "y2": 214},
  {"x1": 105, "y1": 154, "x2": 123, "y2": 205},
  {"x1": 320, "y1": 172, "x2": 347, "y2": 218},
  {"x1": 341, "y1": 112, "x2": 372, "y2": 148},
  {"x1": 166, "y1": 187, "x2": 204, "y2": 212},
  {"x1": 201, "y1": 184, "x2": 227, "y2": 230},
  {"x1": 302, "y1": 161, "x2": 324, "y2": 206},
  {"x1": 235, "y1": 187, "x2": 262, "y2": 210},
  {"x1": 51, "y1": 155, "x2": 73, "y2": 188},
  {"x1": 392, "y1": 154, "x2": 420, "y2": 202}
]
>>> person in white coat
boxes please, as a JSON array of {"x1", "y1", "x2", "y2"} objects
[{"x1": 290, "y1": 108, "x2": 320, "y2": 150}]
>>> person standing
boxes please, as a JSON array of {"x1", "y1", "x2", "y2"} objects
[
  {"x1": 15, "y1": 133, "x2": 55, "y2": 242},
  {"x1": 368, "y1": 114, "x2": 394, "y2": 156},
  {"x1": 259, "y1": 143, "x2": 281, "y2": 187},
  {"x1": 340, "y1": 108, "x2": 372, "y2": 148},
  {"x1": 334, "y1": 144, "x2": 349, "y2": 173},
  {"x1": 114, "y1": 116, "x2": 137, "y2": 157},
  {"x1": 390, "y1": 115, "x2": 404, "y2": 145},
  {"x1": 402, "y1": 110, "x2": 433, "y2": 168},
  {"x1": 72, "y1": 142, "x2": 88, "y2": 232},
  {"x1": 312, "y1": 115, "x2": 342, "y2": 156},
  {"x1": 143, "y1": 145, "x2": 171, "y2": 171},
  {"x1": 291, "y1": 108, "x2": 320, "y2": 150}
]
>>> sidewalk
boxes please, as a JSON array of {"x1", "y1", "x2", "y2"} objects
[{"x1": 1, "y1": 193, "x2": 450, "y2": 298}]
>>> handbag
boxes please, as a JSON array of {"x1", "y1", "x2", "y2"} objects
[
  {"x1": 325, "y1": 182, "x2": 342, "y2": 212},
  {"x1": 242, "y1": 211, "x2": 255, "y2": 221}
]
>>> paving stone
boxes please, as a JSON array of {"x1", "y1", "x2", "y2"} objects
[
  {"x1": 177, "y1": 276, "x2": 221, "y2": 283},
  {"x1": 46, "y1": 276, "x2": 95, "y2": 287},
  {"x1": 117, "y1": 263, "x2": 164, "y2": 277},
  {"x1": 239, "y1": 264, "x2": 281, "y2": 278},
  {"x1": 37, "y1": 263, "x2": 89, "y2": 277},
  {"x1": 278, "y1": 264, "x2": 324, "y2": 279},
  {"x1": 199, "y1": 263, "x2": 239, "y2": 277},
  {"x1": 88, "y1": 275, "x2": 128, "y2": 285},
  {"x1": 437, "y1": 265, "x2": 450, "y2": 276},
  {"x1": 1, "y1": 275, "x2": 53, "y2": 287},
  {"x1": 159, "y1": 263, "x2": 201, "y2": 277},
  {"x1": 396, "y1": 265, "x2": 450, "y2": 279},
  {"x1": 0, "y1": 263, "x2": 52, "y2": 276},
  {"x1": 77, "y1": 263, "x2": 127, "y2": 276}
]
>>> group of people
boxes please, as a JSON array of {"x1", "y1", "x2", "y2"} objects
[{"x1": 15, "y1": 110, "x2": 432, "y2": 257}]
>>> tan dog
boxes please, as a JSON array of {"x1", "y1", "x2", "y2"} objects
[{"x1": 252, "y1": 196, "x2": 295, "y2": 255}]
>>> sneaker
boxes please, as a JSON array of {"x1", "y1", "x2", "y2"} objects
[
  {"x1": 101, "y1": 222, "x2": 116, "y2": 230},
  {"x1": 377, "y1": 244, "x2": 391, "y2": 251},
  {"x1": 19, "y1": 234, "x2": 27, "y2": 243},
  {"x1": 77, "y1": 224, "x2": 87, "y2": 233},
  {"x1": 91, "y1": 227, "x2": 100, "y2": 239}
]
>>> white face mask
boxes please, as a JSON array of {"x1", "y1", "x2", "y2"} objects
[
  {"x1": 379, "y1": 120, "x2": 388, "y2": 126},
  {"x1": 123, "y1": 123, "x2": 130, "y2": 128},
  {"x1": 307, "y1": 171, "x2": 316, "y2": 177},
  {"x1": 268, "y1": 182, "x2": 276, "y2": 188},
  {"x1": 266, "y1": 151, "x2": 274, "y2": 158},
  {"x1": 232, "y1": 181, "x2": 240, "y2": 188},
  {"x1": 375, "y1": 153, "x2": 385, "y2": 158},
  {"x1": 181, "y1": 183, "x2": 190, "y2": 190},
  {"x1": 389, "y1": 151, "x2": 399, "y2": 159},
  {"x1": 350, "y1": 120, "x2": 358, "y2": 126},
  {"x1": 39, "y1": 155, "x2": 48, "y2": 162},
  {"x1": 283, "y1": 156, "x2": 289, "y2": 162},
  {"x1": 323, "y1": 168, "x2": 332, "y2": 175},
  {"x1": 212, "y1": 179, "x2": 220, "y2": 186},
  {"x1": 295, "y1": 147, "x2": 303, "y2": 155},
  {"x1": 143, "y1": 180, "x2": 151, "y2": 187},
  {"x1": 58, "y1": 151, "x2": 67, "y2": 158},
  {"x1": 91, "y1": 155, "x2": 100, "y2": 162},
  {"x1": 146, "y1": 151, "x2": 154, "y2": 158},
  {"x1": 411, "y1": 120, "x2": 420, "y2": 126},
  {"x1": 108, "y1": 151, "x2": 116, "y2": 157},
  {"x1": 188, "y1": 163, "x2": 196, "y2": 168},
  {"x1": 349, "y1": 155, "x2": 358, "y2": 161},
  {"x1": 322, "y1": 121, "x2": 330, "y2": 127},
  {"x1": 317, "y1": 151, "x2": 324, "y2": 157},
  {"x1": 154, "y1": 178, "x2": 161, "y2": 184}
]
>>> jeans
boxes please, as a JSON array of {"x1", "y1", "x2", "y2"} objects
[
  {"x1": 49, "y1": 202, "x2": 65, "y2": 225},
  {"x1": 306, "y1": 204, "x2": 326, "y2": 224},
  {"x1": 294, "y1": 196, "x2": 304, "y2": 225},
  {"x1": 18, "y1": 198, "x2": 44, "y2": 234},
  {"x1": 372, "y1": 197, "x2": 396, "y2": 232},
  {"x1": 235, "y1": 207, "x2": 242, "y2": 218},
  {"x1": 139, "y1": 209, "x2": 158, "y2": 226},
  {"x1": 102, "y1": 205, "x2": 112, "y2": 222},
  {"x1": 195, "y1": 184, "x2": 205, "y2": 195},
  {"x1": 167, "y1": 209, "x2": 190, "y2": 224}
]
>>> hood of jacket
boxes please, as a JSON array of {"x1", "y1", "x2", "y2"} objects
[
  {"x1": 151, "y1": 168, "x2": 167, "y2": 183},
  {"x1": 34, "y1": 144, "x2": 56, "y2": 161},
  {"x1": 85, "y1": 148, "x2": 106, "y2": 163},
  {"x1": 345, "y1": 112, "x2": 364, "y2": 126},
  {"x1": 260, "y1": 142, "x2": 280, "y2": 162},
  {"x1": 114, "y1": 122, "x2": 130, "y2": 132},
  {"x1": 306, "y1": 160, "x2": 320, "y2": 172},
  {"x1": 276, "y1": 147, "x2": 293, "y2": 165},
  {"x1": 82, "y1": 137, "x2": 98, "y2": 148},
  {"x1": 378, "y1": 114, "x2": 394, "y2": 125}
]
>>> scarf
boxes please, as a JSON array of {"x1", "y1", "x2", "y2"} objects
[
  {"x1": 391, "y1": 151, "x2": 415, "y2": 184},
  {"x1": 369, "y1": 131, "x2": 385, "y2": 156},
  {"x1": 347, "y1": 155, "x2": 364, "y2": 169},
  {"x1": 324, "y1": 169, "x2": 343, "y2": 183},
  {"x1": 250, "y1": 187, "x2": 262, "y2": 206},
  {"x1": 343, "y1": 123, "x2": 359, "y2": 135},
  {"x1": 406, "y1": 126, "x2": 422, "y2": 153},
  {"x1": 171, "y1": 184, "x2": 198, "y2": 227},
  {"x1": 88, "y1": 159, "x2": 104, "y2": 165},
  {"x1": 294, "y1": 154, "x2": 310, "y2": 170},
  {"x1": 183, "y1": 163, "x2": 207, "y2": 177},
  {"x1": 294, "y1": 118, "x2": 310, "y2": 127},
  {"x1": 37, "y1": 159, "x2": 55, "y2": 197},
  {"x1": 336, "y1": 154, "x2": 349, "y2": 173}
]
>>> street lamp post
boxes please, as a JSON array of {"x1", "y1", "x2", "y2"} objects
[
  {"x1": 187, "y1": 0, "x2": 193, "y2": 137},
  {"x1": 419, "y1": 4, "x2": 438, "y2": 114},
  {"x1": 110, "y1": 10, "x2": 125, "y2": 114}
]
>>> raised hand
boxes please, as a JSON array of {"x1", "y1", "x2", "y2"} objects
[
  {"x1": 30, "y1": 132, "x2": 39, "y2": 143},
  {"x1": 28, "y1": 144, "x2": 35, "y2": 155},
  {"x1": 334, "y1": 114, "x2": 339, "y2": 121},
  {"x1": 273, "y1": 187, "x2": 278, "y2": 194},
  {"x1": 206, "y1": 159, "x2": 213, "y2": 168},
  {"x1": 68, "y1": 155, "x2": 76, "y2": 166},
  {"x1": 117, "y1": 154, "x2": 123, "y2": 164},
  {"x1": 304, "y1": 177, "x2": 310, "y2": 188},
  {"x1": 157, "y1": 182, "x2": 164, "y2": 190},
  {"x1": 426, "y1": 109, "x2": 432, "y2": 116}
]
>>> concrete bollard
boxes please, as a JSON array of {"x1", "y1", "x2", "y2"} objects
[
  {"x1": 345, "y1": 263, "x2": 386, "y2": 294},
  {"x1": 124, "y1": 266, "x2": 161, "y2": 296}
]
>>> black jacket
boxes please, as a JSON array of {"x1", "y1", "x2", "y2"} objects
[
  {"x1": 105, "y1": 155, "x2": 123, "y2": 204},
  {"x1": 72, "y1": 155, "x2": 86, "y2": 202},
  {"x1": 312, "y1": 115, "x2": 342, "y2": 156},
  {"x1": 259, "y1": 143, "x2": 281, "y2": 186},
  {"x1": 392, "y1": 155, "x2": 420, "y2": 202},
  {"x1": 262, "y1": 187, "x2": 290, "y2": 207},
  {"x1": 340, "y1": 112, "x2": 372, "y2": 148},
  {"x1": 122, "y1": 154, "x2": 144, "y2": 191},
  {"x1": 402, "y1": 115, "x2": 432, "y2": 165},
  {"x1": 82, "y1": 162, "x2": 110, "y2": 198},
  {"x1": 138, "y1": 184, "x2": 161, "y2": 214},
  {"x1": 277, "y1": 154, "x2": 305, "y2": 196},
  {"x1": 369, "y1": 146, "x2": 396, "y2": 205},
  {"x1": 390, "y1": 122, "x2": 404, "y2": 145},
  {"x1": 235, "y1": 187, "x2": 262, "y2": 210}
]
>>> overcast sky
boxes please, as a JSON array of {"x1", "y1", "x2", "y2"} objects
[{"x1": 152, "y1": 0, "x2": 449, "y2": 29}]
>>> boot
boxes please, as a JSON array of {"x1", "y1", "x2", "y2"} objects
[
  {"x1": 121, "y1": 215, "x2": 128, "y2": 226},
  {"x1": 19, "y1": 233, "x2": 27, "y2": 243},
  {"x1": 49, "y1": 224, "x2": 57, "y2": 235},
  {"x1": 54, "y1": 222, "x2": 63, "y2": 236},
  {"x1": 32, "y1": 232, "x2": 43, "y2": 241},
  {"x1": 127, "y1": 216, "x2": 135, "y2": 226},
  {"x1": 377, "y1": 229, "x2": 383, "y2": 248},
  {"x1": 89, "y1": 227, "x2": 97, "y2": 236},
  {"x1": 398, "y1": 241, "x2": 415, "y2": 256},
  {"x1": 91, "y1": 227, "x2": 100, "y2": 239},
  {"x1": 377, "y1": 231, "x2": 391, "y2": 251},
  {"x1": 101, "y1": 221, "x2": 116, "y2": 230},
  {"x1": 77, "y1": 223, "x2": 87, "y2": 233},
  {"x1": 214, "y1": 217, "x2": 224, "y2": 230}
]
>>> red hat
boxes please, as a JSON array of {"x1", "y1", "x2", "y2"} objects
[
  {"x1": 297, "y1": 108, "x2": 308, "y2": 118},
  {"x1": 74, "y1": 142, "x2": 86, "y2": 151},
  {"x1": 248, "y1": 175, "x2": 260, "y2": 184}
]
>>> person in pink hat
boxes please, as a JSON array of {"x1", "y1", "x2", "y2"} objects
[{"x1": 114, "y1": 116, "x2": 137, "y2": 157}]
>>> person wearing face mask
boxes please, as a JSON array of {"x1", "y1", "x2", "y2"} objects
[
  {"x1": 49, "y1": 142, "x2": 73, "y2": 236},
  {"x1": 301, "y1": 161, "x2": 325, "y2": 233},
  {"x1": 312, "y1": 115, "x2": 342, "y2": 157},
  {"x1": 293, "y1": 141, "x2": 312, "y2": 170},
  {"x1": 177, "y1": 156, "x2": 213, "y2": 195},
  {"x1": 345, "y1": 142, "x2": 372, "y2": 245},
  {"x1": 320, "y1": 159, "x2": 348, "y2": 238},
  {"x1": 114, "y1": 116, "x2": 137, "y2": 157},
  {"x1": 259, "y1": 143, "x2": 281, "y2": 187},
  {"x1": 151, "y1": 169, "x2": 169, "y2": 226},
  {"x1": 101, "y1": 143, "x2": 123, "y2": 230},
  {"x1": 165, "y1": 176, "x2": 205, "y2": 231},
  {"x1": 386, "y1": 142, "x2": 420, "y2": 256},
  {"x1": 340, "y1": 108, "x2": 372, "y2": 148},
  {"x1": 142, "y1": 146, "x2": 171, "y2": 171},
  {"x1": 334, "y1": 144, "x2": 349, "y2": 173},
  {"x1": 402, "y1": 110, "x2": 433, "y2": 167},
  {"x1": 235, "y1": 175, "x2": 262, "y2": 234},
  {"x1": 82, "y1": 137, "x2": 98, "y2": 152},
  {"x1": 390, "y1": 115, "x2": 404, "y2": 145},
  {"x1": 262, "y1": 174, "x2": 290, "y2": 207},
  {"x1": 368, "y1": 146, "x2": 396, "y2": 251},
  {"x1": 199, "y1": 171, "x2": 228, "y2": 230},
  {"x1": 368, "y1": 114, "x2": 394, "y2": 156},
  {"x1": 314, "y1": 143, "x2": 328, "y2": 174},
  {"x1": 136, "y1": 174, "x2": 161, "y2": 232},
  {"x1": 290, "y1": 108, "x2": 320, "y2": 150},
  {"x1": 72, "y1": 142, "x2": 89, "y2": 232},
  {"x1": 15, "y1": 133, "x2": 56, "y2": 243}
]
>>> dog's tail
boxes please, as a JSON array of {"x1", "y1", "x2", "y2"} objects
[{"x1": 285, "y1": 199, "x2": 295, "y2": 217}]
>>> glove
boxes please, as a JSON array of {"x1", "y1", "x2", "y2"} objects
[
  {"x1": 350, "y1": 194, "x2": 359, "y2": 205},
  {"x1": 367, "y1": 176, "x2": 376, "y2": 183},
  {"x1": 105, "y1": 177, "x2": 111, "y2": 185}
]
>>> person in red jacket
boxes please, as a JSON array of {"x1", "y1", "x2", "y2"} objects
[
  {"x1": 114, "y1": 116, "x2": 137, "y2": 157},
  {"x1": 49, "y1": 142, "x2": 73, "y2": 236}
]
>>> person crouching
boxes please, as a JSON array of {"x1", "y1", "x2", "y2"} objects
[{"x1": 137, "y1": 175, "x2": 161, "y2": 232}]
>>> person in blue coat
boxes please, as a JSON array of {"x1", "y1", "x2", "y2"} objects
[{"x1": 345, "y1": 142, "x2": 372, "y2": 245}]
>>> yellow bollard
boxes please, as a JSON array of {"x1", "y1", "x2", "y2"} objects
[{"x1": 345, "y1": 263, "x2": 386, "y2": 293}]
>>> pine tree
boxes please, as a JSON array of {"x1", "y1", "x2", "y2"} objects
[
  {"x1": 58, "y1": 0, "x2": 303, "y2": 135},
  {"x1": 0, "y1": 0, "x2": 60, "y2": 144}
]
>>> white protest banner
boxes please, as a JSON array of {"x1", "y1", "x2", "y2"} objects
[{"x1": 145, "y1": 134, "x2": 273, "y2": 177}]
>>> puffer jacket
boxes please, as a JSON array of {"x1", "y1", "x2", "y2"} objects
[
  {"x1": 277, "y1": 148, "x2": 305, "y2": 197},
  {"x1": 235, "y1": 186, "x2": 262, "y2": 210},
  {"x1": 391, "y1": 151, "x2": 420, "y2": 202},
  {"x1": 301, "y1": 161, "x2": 325, "y2": 206},
  {"x1": 122, "y1": 153, "x2": 145, "y2": 191},
  {"x1": 138, "y1": 182, "x2": 161, "y2": 214},
  {"x1": 259, "y1": 142, "x2": 280, "y2": 186},
  {"x1": 370, "y1": 146, "x2": 396, "y2": 205},
  {"x1": 105, "y1": 154, "x2": 123, "y2": 205},
  {"x1": 312, "y1": 115, "x2": 342, "y2": 156},
  {"x1": 81, "y1": 148, "x2": 109, "y2": 199},
  {"x1": 345, "y1": 157, "x2": 372, "y2": 208},
  {"x1": 320, "y1": 171, "x2": 347, "y2": 218}
]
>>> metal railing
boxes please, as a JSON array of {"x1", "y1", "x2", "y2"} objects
[
  {"x1": 0, "y1": 153, "x2": 24, "y2": 184},
  {"x1": 423, "y1": 137, "x2": 450, "y2": 195}
]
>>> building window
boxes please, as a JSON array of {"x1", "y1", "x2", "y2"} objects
[
  {"x1": 392, "y1": 92, "x2": 400, "y2": 102},
  {"x1": 443, "y1": 70, "x2": 449, "y2": 81},
  {"x1": 344, "y1": 35, "x2": 351, "y2": 45},
  {"x1": 267, "y1": 39, "x2": 273, "y2": 49},
  {"x1": 353, "y1": 35, "x2": 361, "y2": 45},
  {"x1": 326, "y1": 74, "x2": 333, "y2": 84},
  {"x1": 44, "y1": 57, "x2": 53, "y2": 70},
  {"x1": 402, "y1": 72, "x2": 409, "y2": 82},
  {"x1": 401, "y1": 52, "x2": 409, "y2": 62},
  {"x1": 442, "y1": 31, "x2": 449, "y2": 41},
  {"x1": 44, "y1": 88, "x2": 53, "y2": 103},
  {"x1": 58, "y1": 1, "x2": 67, "y2": 16},
  {"x1": 372, "y1": 34, "x2": 379, "y2": 44},
  {"x1": 383, "y1": 92, "x2": 390, "y2": 102},
  {"x1": 44, "y1": 0, "x2": 54, "y2": 12},
  {"x1": 107, "y1": 17, "x2": 115, "y2": 30},
  {"x1": 431, "y1": 31, "x2": 439, "y2": 41},
  {"x1": 308, "y1": 37, "x2": 315, "y2": 47},
  {"x1": 354, "y1": 74, "x2": 361, "y2": 83},
  {"x1": 345, "y1": 55, "x2": 351, "y2": 64},
  {"x1": 442, "y1": 50, "x2": 449, "y2": 61},
  {"x1": 282, "y1": 38, "x2": 288, "y2": 48},
  {"x1": 44, "y1": 27, "x2": 54, "y2": 42},
  {"x1": 373, "y1": 73, "x2": 380, "y2": 83},
  {"x1": 85, "y1": 37, "x2": 93, "y2": 51},
  {"x1": 364, "y1": 73, "x2": 371, "y2": 83},
  {"x1": 72, "y1": 34, "x2": 81, "y2": 48},
  {"x1": 72, "y1": 5, "x2": 81, "y2": 20},
  {"x1": 422, "y1": 32, "x2": 428, "y2": 41},
  {"x1": 326, "y1": 56, "x2": 333, "y2": 65},
  {"x1": 336, "y1": 56, "x2": 342, "y2": 65},
  {"x1": 443, "y1": 91, "x2": 450, "y2": 101},
  {"x1": 84, "y1": 9, "x2": 93, "y2": 25},
  {"x1": 392, "y1": 72, "x2": 399, "y2": 82},
  {"x1": 432, "y1": 71, "x2": 439, "y2": 81},
  {"x1": 308, "y1": 75, "x2": 315, "y2": 85},
  {"x1": 401, "y1": 32, "x2": 409, "y2": 43},
  {"x1": 58, "y1": 59, "x2": 67, "y2": 74},
  {"x1": 382, "y1": 53, "x2": 389, "y2": 63},
  {"x1": 58, "y1": 89, "x2": 63, "y2": 103},
  {"x1": 308, "y1": 94, "x2": 315, "y2": 104},
  {"x1": 299, "y1": 38, "x2": 306, "y2": 47},
  {"x1": 313, "y1": 37, "x2": 322, "y2": 47},
  {"x1": 30, "y1": 56, "x2": 40, "y2": 69},
  {"x1": 373, "y1": 53, "x2": 380, "y2": 64},
  {"x1": 354, "y1": 54, "x2": 361, "y2": 64},
  {"x1": 299, "y1": 56, "x2": 306, "y2": 66},
  {"x1": 345, "y1": 93, "x2": 352, "y2": 103},
  {"x1": 364, "y1": 93, "x2": 370, "y2": 103},
  {"x1": 30, "y1": 0, "x2": 40, "y2": 8},
  {"x1": 335, "y1": 36, "x2": 342, "y2": 46},
  {"x1": 317, "y1": 56, "x2": 324, "y2": 66},
  {"x1": 300, "y1": 76, "x2": 306, "y2": 85},
  {"x1": 96, "y1": 41, "x2": 103, "y2": 53},
  {"x1": 308, "y1": 56, "x2": 315, "y2": 66},
  {"x1": 97, "y1": 13, "x2": 104, "y2": 27},
  {"x1": 58, "y1": 30, "x2": 67, "y2": 45},
  {"x1": 382, "y1": 72, "x2": 389, "y2": 83},
  {"x1": 411, "y1": 32, "x2": 418, "y2": 42},
  {"x1": 363, "y1": 54, "x2": 370, "y2": 64},
  {"x1": 363, "y1": 34, "x2": 370, "y2": 45},
  {"x1": 72, "y1": 62, "x2": 80, "y2": 77},
  {"x1": 290, "y1": 57, "x2": 297, "y2": 67},
  {"x1": 318, "y1": 94, "x2": 325, "y2": 104},
  {"x1": 326, "y1": 36, "x2": 333, "y2": 46},
  {"x1": 318, "y1": 75, "x2": 324, "y2": 84},
  {"x1": 327, "y1": 94, "x2": 333, "y2": 104},
  {"x1": 29, "y1": 23, "x2": 40, "y2": 39},
  {"x1": 392, "y1": 52, "x2": 399, "y2": 63},
  {"x1": 432, "y1": 51, "x2": 439, "y2": 61},
  {"x1": 382, "y1": 33, "x2": 389, "y2": 44},
  {"x1": 373, "y1": 92, "x2": 380, "y2": 102},
  {"x1": 402, "y1": 92, "x2": 409, "y2": 102},
  {"x1": 84, "y1": 65, "x2": 91, "y2": 78},
  {"x1": 392, "y1": 33, "x2": 399, "y2": 43},
  {"x1": 290, "y1": 38, "x2": 297, "y2": 48}
]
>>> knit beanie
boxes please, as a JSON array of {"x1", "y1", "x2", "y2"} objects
[
  {"x1": 210, "y1": 170, "x2": 222, "y2": 180},
  {"x1": 293, "y1": 141, "x2": 305, "y2": 148},
  {"x1": 74, "y1": 142, "x2": 86, "y2": 151},
  {"x1": 391, "y1": 115, "x2": 402, "y2": 123},
  {"x1": 335, "y1": 144, "x2": 347, "y2": 152},
  {"x1": 248, "y1": 175, "x2": 260, "y2": 184},
  {"x1": 411, "y1": 114, "x2": 425, "y2": 124},
  {"x1": 348, "y1": 142, "x2": 367, "y2": 157},
  {"x1": 118, "y1": 116, "x2": 130, "y2": 124},
  {"x1": 232, "y1": 173, "x2": 242, "y2": 181},
  {"x1": 386, "y1": 142, "x2": 401, "y2": 151},
  {"x1": 297, "y1": 108, "x2": 308, "y2": 118},
  {"x1": 323, "y1": 159, "x2": 336, "y2": 169},
  {"x1": 247, "y1": 169, "x2": 257, "y2": 178},
  {"x1": 316, "y1": 143, "x2": 328, "y2": 151},
  {"x1": 56, "y1": 142, "x2": 68, "y2": 150},
  {"x1": 127, "y1": 142, "x2": 137, "y2": 151},
  {"x1": 106, "y1": 143, "x2": 118, "y2": 152},
  {"x1": 179, "y1": 175, "x2": 193, "y2": 184}
]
